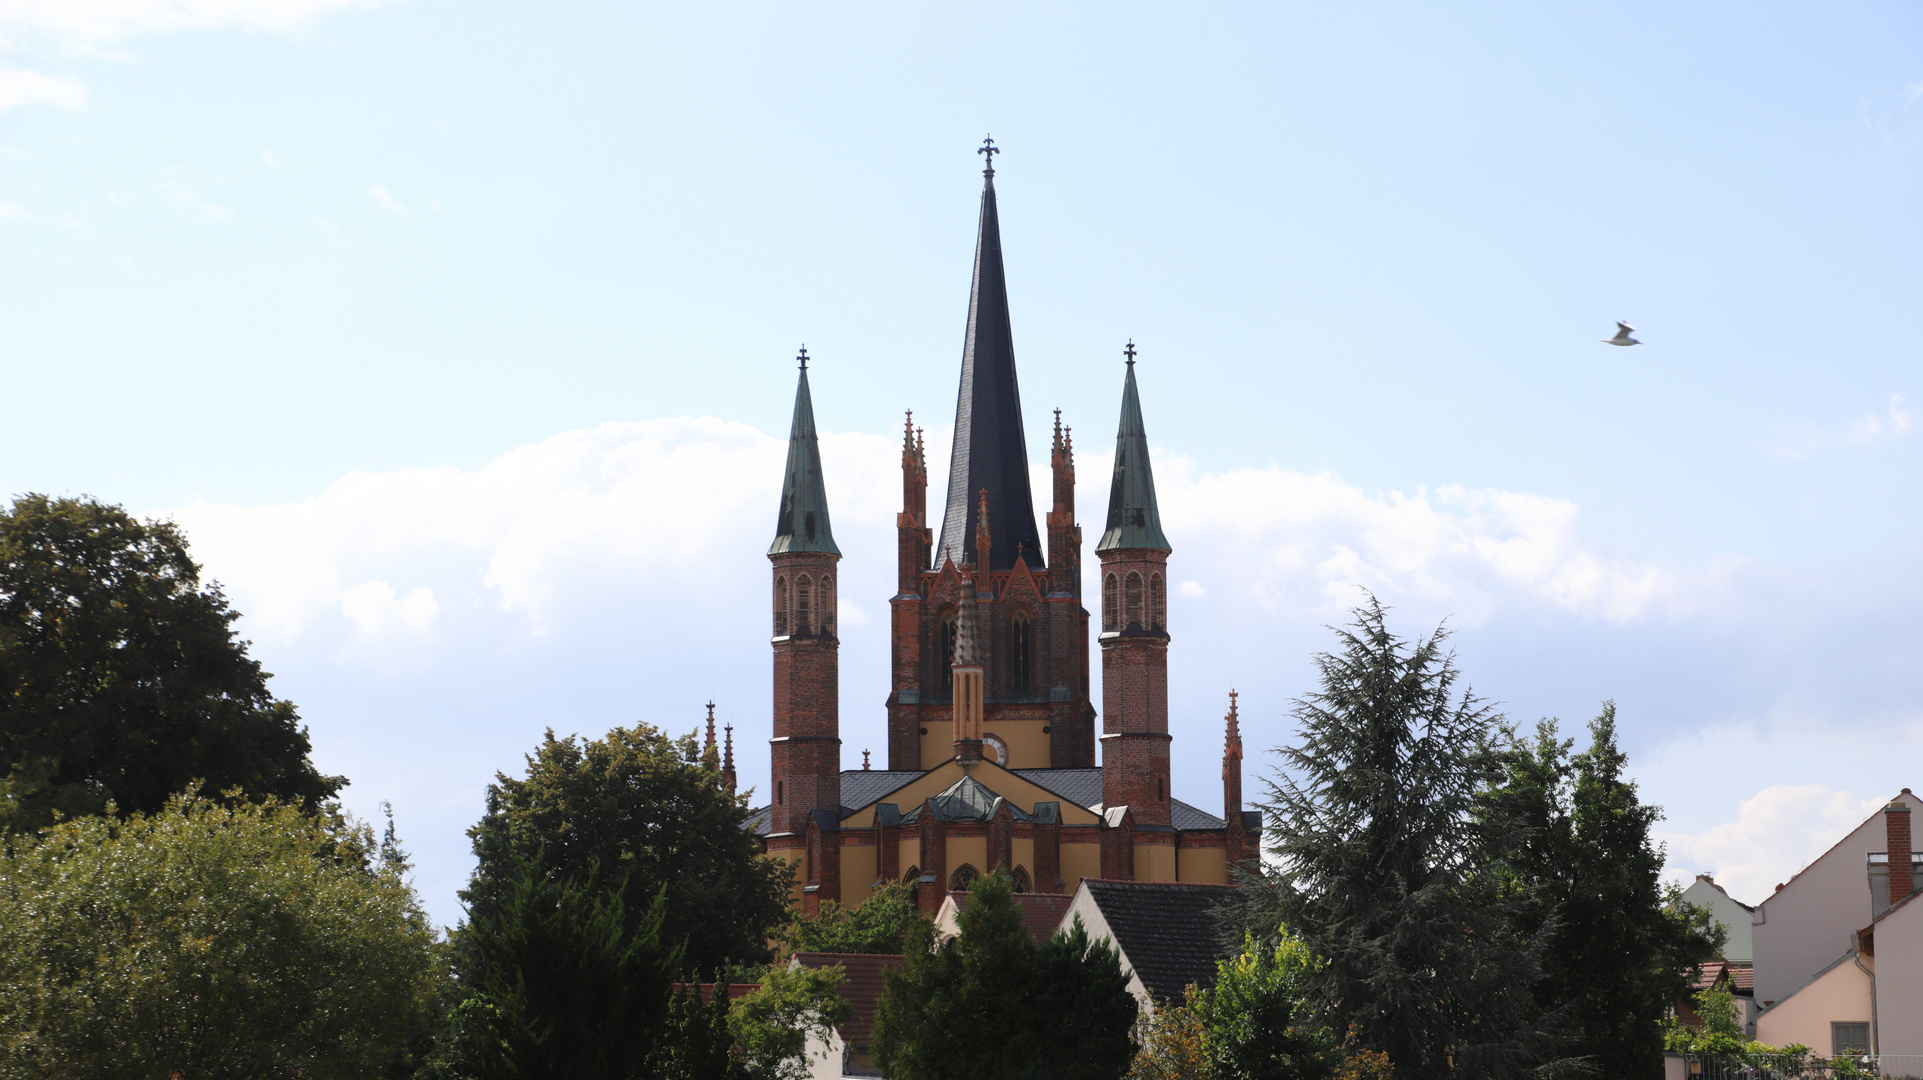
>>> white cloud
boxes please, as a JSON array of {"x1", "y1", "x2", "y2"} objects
[
  {"x1": 1179, "y1": 580, "x2": 1207, "y2": 598},
  {"x1": 155, "y1": 177, "x2": 231, "y2": 221},
  {"x1": 0, "y1": 145, "x2": 37, "y2": 158},
  {"x1": 367, "y1": 184, "x2": 405, "y2": 213},
  {"x1": 1766, "y1": 393, "x2": 1913, "y2": 458},
  {"x1": 1656, "y1": 784, "x2": 1883, "y2": 905},
  {"x1": 314, "y1": 216, "x2": 339, "y2": 233},
  {"x1": 340, "y1": 580, "x2": 439, "y2": 637},
  {"x1": 0, "y1": 0, "x2": 384, "y2": 42},
  {"x1": 0, "y1": 201, "x2": 33, "y2": 220},
  {"x1": 0, "y1": 65, "x2": 85, "y2": 111},
  {"x1": 258, "y1": 148, "x2": 282, "y2": 170}
]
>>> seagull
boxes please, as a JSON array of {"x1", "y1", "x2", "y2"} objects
[{"x1": 1601, "y1": 321, "x2": 1641, "y2": 346}]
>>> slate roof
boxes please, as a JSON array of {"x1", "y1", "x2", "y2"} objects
[
  {"x1": 1013, "y1": 766, "x2": 1103, "y2": 809},
  {"x1": 838, "y1": 770, "x2": 925, "y2": 813},
  {"x1": 791, "y1": 952, "x2": 905, "y2": 1051},
  {"x1": 768, "y1": 364, "x2": 839, "y2": 556},
  {"x1": 900, "y1": 775, "x2": 1033, "y2": 824},
  {"x1": 1081, "y1": 880, "x2": 1241, "y2": 1002},
  {"x1": 1096, "y1": 359, "x2": 1171, "y2": 552}
]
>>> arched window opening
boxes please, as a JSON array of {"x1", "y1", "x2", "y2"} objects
[
  {"x1": 940, "y1": 617, "x2": 958, "y2": 695},
  {"x1": 820, "y1": 575, "x2": 835, "y2": 636},
  {"x1": 1102, "y1": 574, "x2": 1118, "y2": 631},
  {"x1": 774, "y1": 576, "x2": 788, "y2": 635},
  {"x1": 795, "y1": 575, "x2": 812, "y2": 635},
  {"x1": 1157, "y1": 778, "x2": 1165, "y2": 802},
  {"x1": 902, "y1": 865, "x2": 921, "y2": 886},
  {"x1": 1010, "y1": 866, "x2": 1032, "y2": 893},
  {"x1": 1125, "y1": 572, "x2": 1144, "y2": 629},
  {"x1": 1011, "y1": 615, "x2": 1031, "y2": 691},
  {"x1": 949, "y1": 864, "x2": 981, "y2": 892},
  {"x1": 777, "y1": 782, "x2": 784, "y2": 805},
  {"x1": 983, "y1": 734, "x2": 1007, "y2": 765},
  {"x1": 1150, "y1": 573, "x2": 1166, "y2": 631}
]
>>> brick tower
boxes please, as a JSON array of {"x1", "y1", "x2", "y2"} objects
[
  {"x1": 1098, "y1": 344, "x2": 1173, "y2": 834},
  {"x1": 886, "y1": 138, "x2": 1094, "y2": 772},
  {"x1": 767, "y1": 348, "x2": 841, "y2": 900}
]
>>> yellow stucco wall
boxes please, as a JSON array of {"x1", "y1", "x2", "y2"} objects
[
  {"x1": 946, "y1": 836, "x2": 988, "y2": 882},
  {"x1": 985, "y1": 722, "x2": 1051, "y2": 770},
  {"x1": 840, "y1": 843, "x2": 876, "y2": 904},
  {"x1": 1756, "y1": 953, "x2": 1872, "y2": 1054},
  {"x1": 1061, "y1": 840, "x2": 1101, "y2": 893},
  {"x1": 1134, "y1": 842, "x2": 1177, "y2": 884},
  {"x1": 1012, "y1": 837, "x2": 1034, "y2": 878},
  {"x1": 839, "y1": 761, "x2": 1101, "y2": 828},
  {"x1": 1178, "y1": 845, "x2": 1229, "y2": 884},
  {"x1": 899, "y1": 837, "x2": 921, "y2": 879},
  {"x1": 919, "y1": 721, "x2": 952, "y2": 770}
]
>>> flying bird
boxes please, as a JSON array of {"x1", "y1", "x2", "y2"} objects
[{"x1": 1601, "y1": 322, "x2": 1640, "y2": 346}]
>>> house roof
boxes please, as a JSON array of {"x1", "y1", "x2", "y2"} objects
[
  {"x1": 791, "y1": 952, "x2": 906, "y2": 1051},
  {"x1": 900, "y1": 774, "x2": 1034, "y2": 824},
  {"x1": 1763, "y1": 787, "x2": 1917, "y2": 906},
  {"x1": 940, "y1": 889, "x2": 1075, "y2": 942},
  {"x1": 1078, "y1": 879, "x2": 1241, "y2": 1002},
  {"x1": 1692, "y1": 959, "x2": 1754, "y2": 993}
]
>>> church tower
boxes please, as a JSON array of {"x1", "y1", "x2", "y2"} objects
[
  {"x1": 886, "y1": 139, "x2": 1094, "y2": 772},
  {"x1": 1098, "y1": 345, "x2": 1173, "y2": 838},
  {"x1": 767, "y1": 348, "x2": 841, "y2": 905}
]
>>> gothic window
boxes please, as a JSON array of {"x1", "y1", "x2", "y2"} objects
[
  {"x1": 949, "y1": 864, "x2": 981, "y2": 891},
  {"x1": 1010, "y1": 866, "x2": 1032, "y2": 893},
  {"x1": 796, "y1": 575, "x2": 812, "y2": 635},
  {"x1": 1150, "y1": 573, "x2": 1166, "y2": 631},
  {"x1": 1011, "y1": 614, "x2": 1032, "y2": 691},
  {"x1": 774, "y1": 576, "x2": 788, "y2": 635},
  {"x1": 1125, "y1": 572, "x2": 1144, "y2": 629},
  {"x1": 940, "y1": 616, "x2": 958, "y2": 695},
  {"x1": 1102, "y1": 574, "x2": 1118, "y2": 631},
  {"x1": 820, "y1": 575, "x2": 834, "y2": 636}
]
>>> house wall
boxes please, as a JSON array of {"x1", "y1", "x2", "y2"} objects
[
  {"x1": 1875, "y1": 898, "x2": 1923, "y2": 1054},
  {"x1": 803, "y1": 1025, "x2": 846, "y2": 1080},
  {"x1": 1754, "y1": 791, "x2": 1919, "y2": 1007},
  {"x1": 1681, "y1": 878, "x2": 1756, "y2": 964},
  {"x1": 1062, "y1": 883, "x2": 1150, "y2": 1007},
  {"x1": 1755, "y1": 954, "x2": 1872, "y2": 1054}
]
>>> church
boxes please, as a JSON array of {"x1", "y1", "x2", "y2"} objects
[{"x1": 749, "y1": 142, "x2": 1258, "y2": 914}]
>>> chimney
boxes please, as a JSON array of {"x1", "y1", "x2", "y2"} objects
[{"x1": 1888, "y1": 800, "x2": 1913, "y2": 909}]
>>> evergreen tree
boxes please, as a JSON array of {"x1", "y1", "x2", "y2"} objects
[
  {"x1": 875, "y1": 872, "x2": 1138, "y2": 1080},
  {"x1": 1485, "y1": 705, "x2": 1725, "y2": 1079},
  {"x1": 1230, "y1": 596, "x2": 1558, "y2": 1079},
  {"x1": 462, "y1": 723, "x2": 791, "y2": 973},
  {"x1": 446, "y1": 854, "x2": 682, "y2": 1080}
]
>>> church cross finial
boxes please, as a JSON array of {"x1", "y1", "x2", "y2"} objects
[
  {"x1": 978, "y1": 135, "x2": 999, "y2": 177},
  {"x1": 1124, "y1": 339, "x2": 1137, "y2": 366},
  {"x1": 797, "y1": 344, "x2": 809, "y2": 371}
]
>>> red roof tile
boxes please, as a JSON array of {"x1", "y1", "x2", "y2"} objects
[
  {"x1": 944, "y1": 890, "x2": 1076, "y2": 942},
  {"x1": 791, "y1": 952, "x2": 907, "y2": 1050}
]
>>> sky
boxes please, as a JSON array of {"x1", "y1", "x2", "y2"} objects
[{"x1": 5, "y1": 0, "x2": 1923, "y2": 928}]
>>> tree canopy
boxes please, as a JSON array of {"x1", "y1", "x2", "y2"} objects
[
  {"x1": 875, "y1": 872, "x2": 1138, "y2": 1080},
  {"x1": 777, "y1": 880, "x2": 920, "y2": 956},
  {"x1": 0, "y1": 494, "x2": 340, "y2": 825},
  {"x1": 461, "y1": 723, "x2": 792, "y2": 974},
  {"x1": 0, "y1": 792, "x2": 440, "y2": 1079},
  {"x1": 1230, "y1": 596, "x2": 1558, "y2": 1079}
]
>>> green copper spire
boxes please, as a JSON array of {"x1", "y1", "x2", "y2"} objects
[
  {"x1": 769, "y1": 348, "x2": 840, "y2": 556},
  {"x1": 1096, "y1": 342, "x2": 1170, "y2": 553}
]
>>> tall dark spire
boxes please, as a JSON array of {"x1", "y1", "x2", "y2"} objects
[
  {"x1": 1097, "y1": 343, "x2": 1170, "y2": 552},
  {"x1": 769, "y1": 348, "x2": 840, "y2": 556},
  {"x1": 936, "y1": 138, "x2": 1044, "y2": 572}
]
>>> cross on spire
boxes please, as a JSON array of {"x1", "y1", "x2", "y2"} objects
[
  {"x1": 1124, "y1": 340, "x2": 1137, "y2": 366},
  {"x1": 978, "y1": 135, "x2": 999, "y2": 177},
  {"x1": 796, "y1": 344, "x2": 809, "y2": 371}
]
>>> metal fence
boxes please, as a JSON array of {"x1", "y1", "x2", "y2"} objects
[{"x1": 1684, "y1": 1055, "x2": 1923, "y2": 1080}]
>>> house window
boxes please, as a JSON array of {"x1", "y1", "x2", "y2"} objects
[
  {"x1": 796, "y1": 575, "x2": 812, "y2": 635},
  {"x1": 1150, "y1": 573, "x2": 1165, "y2": 631},
  {"x1": 820, "y1": 575, "x2": 834, "y2": 636},
  {"x1": 1102, "y1": 574, "x2": 1118, "y2": 631},
  {"x1": 902, "y1": 865, "x2": 920, "y2": 886},
  {"x1": 940, "y1": 617, "x2": 958, "y2": 695},
  {"x1": 1011, "y1": 615, "x2": 1031, "y2": 691},
  {"x1": 775, "y1": 576, "x2": 788, "y2": 634},
  {"x1": 1125, "y1": 572, "x2": 1144, "y2": 629},
  {"x1": 1833, "y1": 1023, "x2": 1870, "y2": 1056},
  {"x1": 949, "y1": 864, "x2": 981, "y2": 891},
  {"x1": 1010, "y1": 866, "x2": 1032, "y2": 893}
]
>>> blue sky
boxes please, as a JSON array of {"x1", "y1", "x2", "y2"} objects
[{"x1": 5, "y1": 0, "x2": 1923, "y2": 926}]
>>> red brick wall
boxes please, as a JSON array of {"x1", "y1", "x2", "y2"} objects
[
  {"x1": 771, "y1": 552, "x2": 841, "y2": 838},
  {"x1": 1100, "y1": 549, "x2": 1171, "y2": 828}
]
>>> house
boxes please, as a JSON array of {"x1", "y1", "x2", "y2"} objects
[
  {"x1": 789, "y1": 952, "x2": 905, "y2": 1080},
  {"x1": 1057, "y1": 878, "x2": 1241, "y2": 1008},
  {"x1": 1678, "y1": 959, "x2": 1757, "y2": 1033},
  {"x1": 1754, "y1": 793, "x2": 1923, "y2": 1057},
  {"x1": 933, "y1": 889, "x2": 1075, "y2": 943},
  {"x1": 1681, "y1": 873, "x2": 1756, "y2": 965}
]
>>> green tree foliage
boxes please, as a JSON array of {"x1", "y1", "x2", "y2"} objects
[
  {"x1": 0, "y1": 792, "x2": 440, "y2": 1079},
  {"x1": 1129, "y1": 991, "x2": 1209, "y2": 1080},
  {"x1": 0, "y1": 494, "x2": 341, "y2": 826},
  {"x1": 730, "y1": 963, "x2": 851, "y2": 1080},
  {"x1": 778, "y1": 880, "x2": 920, "y2": 955},
  {"x1": 875, "y1": 872, "x2": 1137, "y2": 1080},
  {"x1": 444, "y1": 853, "x2": 683, "y2": 1079},
  {"x1": 1661, "y1": 982, "x2": 1811, "y2": 1061},
  {"x1": 1485, "y1": 706, "x2": 1726, "y2": 1079},
  {"x1": 657, "y1": 981, "x2": 743, "y2": 1080},
  {"x1": 1191, "y1": 929, "x2": 1338, "y2": 1080},
  {"x1": 462, "y1": 723, "x2": 791, "y2": 973},
  {"x1": 1231, "y1": 597, "x2": 1559, "y2": 1079}
]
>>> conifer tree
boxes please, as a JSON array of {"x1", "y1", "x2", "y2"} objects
[{"x1": 1230, "y1": 596, "x2": 1558, "y2": 1079}]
